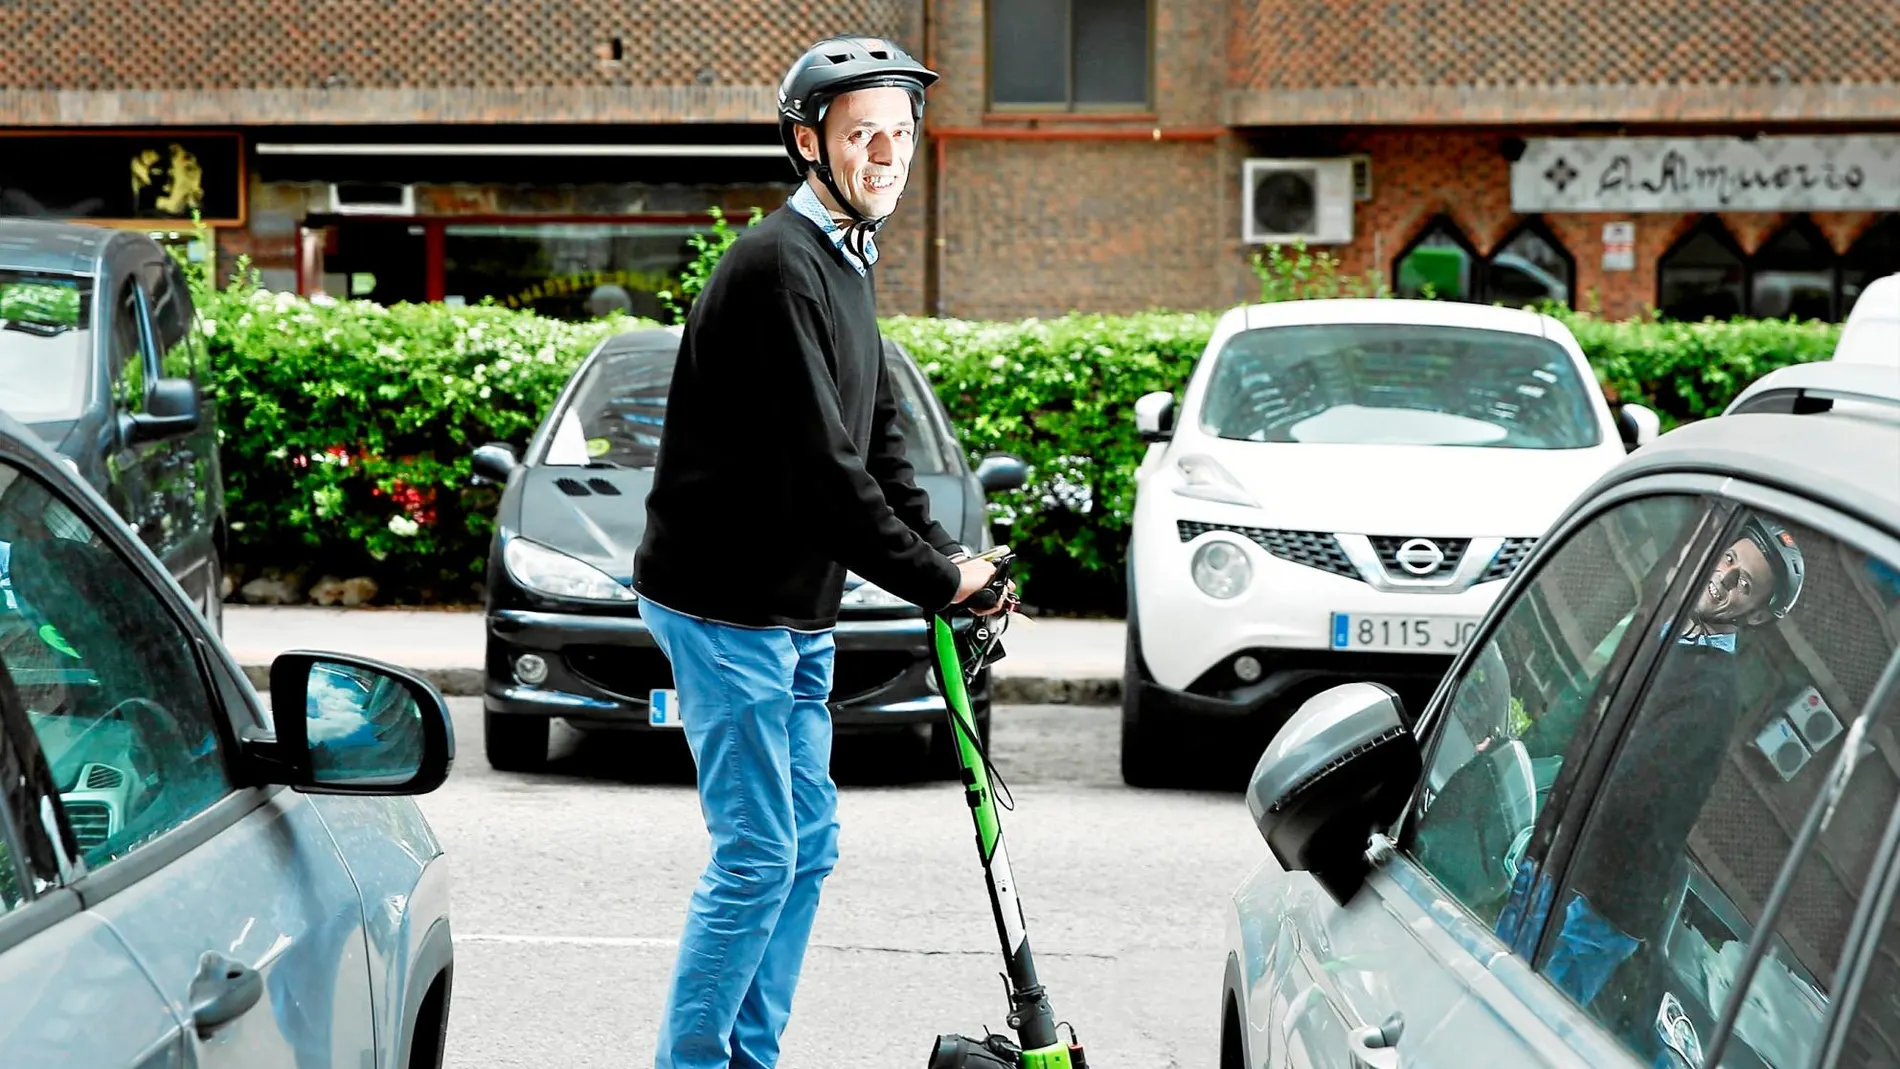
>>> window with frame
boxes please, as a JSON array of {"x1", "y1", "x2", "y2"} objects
[
  {"x1": 988, "y1": 0, "x2": 1151, "y2": 110},
  {"x1": 1405, "y1": 493, "x2": 1708, "y2": 928},
  {"x1": 1486, "y1": 218, "x2": 1575, "y2": 310},
  {"x1": 1659, "y1": 217, "x2": 1748, "y2": 322},
  {"x1": 1393, "y1": 216, "x2": 1480, "y2": 303},
  {"x1": 109, "y1": 279, "x2": 147, "y2": 413},
  {"x1": 1751, "y1": 216, "x2": 1839, "y2": 323},
  {"x1": 1539, "y1": 508, "x2": 1900, "y2": 1069},
  {"x1": 0, "y1": 460, "x2": 231, "y2": 872}
]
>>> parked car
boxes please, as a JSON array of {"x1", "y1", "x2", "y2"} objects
[
  {"x1": 1220, "y1": 360, "x2": 1900, "y2": 1069},
  {"x1": 1833, "y1": 271, "x2": 1899, "y2": 367},
  {"x1": 1121, "y1": 298, "x2": 1659, "y2": 786},
  {"x1": 0, "y1": 405, "x2": 456, "y2": 1068},
  {"x1": 0, "y1": 218, "x2": 227, "y2": 633},
  {"x1": 470, "y1": 327, "x2": 1026, "y2": 776}
]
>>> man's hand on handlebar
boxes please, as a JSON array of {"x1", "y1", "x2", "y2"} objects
[
  {"x1": 950, "y1": 548, "x2": 1017, "y2": 617},
  {"x1": 953, "y1": 558, "x2": 999, "y2": 608}
]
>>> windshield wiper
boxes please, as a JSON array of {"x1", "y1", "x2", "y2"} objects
[{"x1": 1, "y1": 320, "x2": 71, "y2": 338}]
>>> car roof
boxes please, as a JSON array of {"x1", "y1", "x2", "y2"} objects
[
  {"x1": 1611, "y1": 401, "x2": 1900, "y2": 535},
  {"x1": 0, "y1": 218, "x2": 141, "y2": 275},
  {"x1": 597, "y1": 325, "x2": 682, "y2": 353},
  {"x1": 1228, "y1": 297, "x2": 1551, "y2": 338},
  {"x1": 1726, "y1": 360, "x2": 1900, "y2": 415}
]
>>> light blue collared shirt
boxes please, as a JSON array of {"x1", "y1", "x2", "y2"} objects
[{"x1": 789, "y1": 180, "x2": 877, "y2": 276}]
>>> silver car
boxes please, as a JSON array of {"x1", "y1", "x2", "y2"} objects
[
  {"x1": 0, "y1": 407, "x2": 456, "y2": 1068},
  {"x1": 1222, "y1": 360, "x2": 1900, "y2": 1069}
]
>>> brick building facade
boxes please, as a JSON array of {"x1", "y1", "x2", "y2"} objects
[{"x1": 3, "y1": 1, "x2": 1896, "y2": 322}]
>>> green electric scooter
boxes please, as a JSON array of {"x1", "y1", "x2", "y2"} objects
[{"x1": 924, "y1": 546, "x2": 1091, "y2": 1069}]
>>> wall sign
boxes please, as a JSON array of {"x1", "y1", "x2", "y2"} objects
[
  {"x1": 0, "y1": 131, "x2": 246, "y2": 227},
  {"x1": 1512, "y1": 135, "x2": 1900, "y2": 213},
  {"x1": 1601, "y1": 221, "x2": 1636, "y2": 271}
]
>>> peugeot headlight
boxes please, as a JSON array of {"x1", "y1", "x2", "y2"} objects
[
  {"x1": 1191, "y1": 539, "x2": 1252, "y2": 599},
  {"x1": 1172, "y1": 454, "x2": 1260, "y2": 507},
  {"x1": 841, "y1": 572, "x2": 909, "y2": 609},
  {"x1": 503, "y1": 537, "x2": 635, "y2": 602}
]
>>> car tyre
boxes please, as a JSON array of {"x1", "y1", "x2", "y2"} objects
[
  {"x1": 485, "y1": 711, "x2": 551, "y2": 772},
  {"x1": 1120, "y1": 602, "x2": 1186, "y2": 788}
]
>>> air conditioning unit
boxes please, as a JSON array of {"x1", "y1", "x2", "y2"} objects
[
  {"x1": 1242, "y1": 158, "x2": 1355, "y2": 245},
  {"x1": 1755, "y1": 716, "x2": 1812, "y2": 782},
  {"x1": 1786, "y1": 686, "x2": 1843, "y2": 752},
  {"x1": 328, "y1": 182, "x2": 415, "y2": 216}
]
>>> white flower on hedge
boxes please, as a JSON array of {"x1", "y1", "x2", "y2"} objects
[
  {"x1": 388, "y1": 515, "x2": 420, "y2": 537},
  {"x1": 200, "y1": 319, "x2": 217, "y2": 337}
]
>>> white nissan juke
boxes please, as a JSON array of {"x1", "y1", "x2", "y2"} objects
[{"x1": 1121, "y1": 298, "x2": 1660, "y2": 787}]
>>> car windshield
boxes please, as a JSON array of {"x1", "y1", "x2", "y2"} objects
[
  {"x1": 541, "y1": 337, "x2": 955, "y2": 473},
  {"x1": 0, "y1": 270, "x2": 92, "y2": 424},
  {"x1": 1198, "y1": 323, "x2": 1602, "y2": 449}
]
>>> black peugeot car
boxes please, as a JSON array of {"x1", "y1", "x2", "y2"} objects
[
  {"x1": 0, "y1": 218, "x2": 227, "y2": 633},
  {"x1": 471, "y1": 326, "x2": 1025, "y2": 777}
]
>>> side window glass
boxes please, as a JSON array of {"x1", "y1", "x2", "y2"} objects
[
  {"x1": 111, "y1": 281, "x2": 147, "y2": 413},
  {"x1": 1542, "y1": 510, "x2": 1900, "y2": 1069},
  {"x1": 0, "y1": 461, "x2": 232, "y2": 871},
  {"x1": 1405, "y1": 494, "x2": 1706, "y2": 928},
  {"x1": 146, "y1": 260, "x2": 199, "y2": 381}
]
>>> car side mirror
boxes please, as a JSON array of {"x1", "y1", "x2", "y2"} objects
[
  {"x1": 1247, "y1": 682, "x2": 1421, "y2": 903},
  {"x1": 974, "y1": 453, "x2": 1027, "y2": 492},
  {"x1": 125, "y1": 377, "x2": 202, "y2": 443},
  {"x1": 1616, "y1": 403, "x2": 1661, "y2": 452},
  {"x1": 1134, "y1": 391, "x2": 1176, "y2": 443},
  {"x1": 252, "y1": 652, "x2": 455, "y2": 795},
  {"x1": 471, "y1": 442, "x2": 520, "y2": 485}
]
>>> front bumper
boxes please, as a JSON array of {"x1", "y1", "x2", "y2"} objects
[
  {"x1": 1132, "y1": 644, "x2": 1452, "y2": 733},
  {"x1": 483, "y1": 608, "x2": 984, "y2": 732}
]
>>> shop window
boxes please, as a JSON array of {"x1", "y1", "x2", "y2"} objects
[
  {"x1": 1751, "y1": 216, "x2": 1839, "y2": 322},
  {"x1": 1486, "y1": 218, "x2": 1575, "y2": 309},
  {"x1": 441, "y1": 222, "x2": 709, "y2": 322},
  {"x1": 988, "y1": 0, "x2": 1151, "y2": 109},
  {"x1": 1394, "y1": 216, "x2": 1481, "y2": 302},
  {"x1": 1842, "y1": 214, "x2": 1900, "y2": 319},
  {"x1": 1658, "y1": 217, "x2": 1747, "y2": 322}
]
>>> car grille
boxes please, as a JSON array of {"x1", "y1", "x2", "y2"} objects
[
  {"x1": 1177, "y1": 521, "x2": 1358, "y2": 580},
  {"x1": 566, "y1": 647, "x2": 918, "y2": 703},
  {"x1": 1481, "y1": 537, "x2": 1539, "y2": 582},
  {"x1": 64, "y1": 800, "x2": 112, "y2": 851},
  {"x1": 1369, "y1": 536, "x2": 1472, "y2": 579}
]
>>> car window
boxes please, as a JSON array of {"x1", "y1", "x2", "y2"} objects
[
  {"x1": 1198, "y1": 323, "x2": 1604, "y2": 449},
  {"x1": 1539, "y1": 508, "x2": 1900, "y2": 1069},
  {"x1": 1405, "y1": 494, "x2": 1707, "y2": 928},
  {"x1": 0, "y1": 460, "x2": 231, "y2": 872},
  {"x1": 0, "y1": 786, "x2": 26, "y2": 912},
  {"x1": 110, "y1": 279, "x2": 147, "y2": 414},
  {"x1": 142, "y1": 258, "x2": 202, "y2": 381},
  {"x1": 542, "y1": 343, "x2": 673, "y2": 468},
  {"x1": 881, "y1": 352, "x2": 953, "y2": 475},
  {"x1": 0, "y1": 270, "x2": 93, "y2": 425}
]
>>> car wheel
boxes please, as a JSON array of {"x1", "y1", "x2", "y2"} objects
[
  {"x1": 928, "y1": 699, "x2": 991, "y2": 781},
  {"x1": 484, "y1": 711, "x2": 551, "y2": 772},
  {"x1": 201, "y1": 550, "x2": 224, "y2": 637},
  {"x1": 1120, "y1": 605, "x2": 1186, "y2": 788}
]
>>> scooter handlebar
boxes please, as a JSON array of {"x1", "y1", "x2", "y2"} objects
[{"x1": 949, "y1": 546, "x2": 1016, "y2": 616}]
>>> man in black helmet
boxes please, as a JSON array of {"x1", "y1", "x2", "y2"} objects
[{"x1": 633, "y1": 35, "x2": 1004, "y2": 1069}]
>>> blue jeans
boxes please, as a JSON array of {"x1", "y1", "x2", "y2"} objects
[{"x1": 640, "y1": 596, "x2": 842, "y2": 1069}]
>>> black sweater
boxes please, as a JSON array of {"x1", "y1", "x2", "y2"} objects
[{"x1": 632, "y1": 206, "x2": 963, "y2": 630}]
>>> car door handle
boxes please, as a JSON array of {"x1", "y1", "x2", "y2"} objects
[
  {"x1": 1347, "y1": 1011, "x2": 1403, "y2": 1069},
  {"x1": 188, "y1": 950, "x2": 264, "y2": 1038}
]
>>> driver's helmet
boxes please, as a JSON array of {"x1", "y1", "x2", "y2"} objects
[{"x1": 1741, "y1": 515, "x2": 1806, "y2": 620}]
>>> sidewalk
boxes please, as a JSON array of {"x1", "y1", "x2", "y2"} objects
[{"x1": 223, "y1": 606, "x2": 1125, "y2": 705}]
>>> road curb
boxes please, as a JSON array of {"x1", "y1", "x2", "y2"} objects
[{"x1": 241, "y1": 664, "x2": 1122, "y2": 706}]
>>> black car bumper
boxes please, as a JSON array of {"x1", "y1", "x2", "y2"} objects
[
  {"x1": 483, "y1": 608, "x2": 983, "y2": 733},
  {"x1": 1135, "y1": 646, "x2": 1453, "y2": 733}
]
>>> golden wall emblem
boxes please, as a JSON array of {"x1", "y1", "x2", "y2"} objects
[{"x1": 131, "y1": 143, "x2": 206, "y2": 216}]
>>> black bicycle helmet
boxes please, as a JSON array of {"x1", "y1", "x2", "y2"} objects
[
  {"x1": 1741, "y1": 515, "x2": 1806, "y2": 619},
  {"x1": 777, "y1": 36, "x2": 938, "y2": 232}
]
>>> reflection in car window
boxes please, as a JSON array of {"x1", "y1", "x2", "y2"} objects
[
  {"x1": 0, "y1": 461, "x2": 231, "y2": 871},
  {"x1": 1198, "y1": 323, "x2": 1603, "y2": 449},
  {"x1": 1406, "y1": 494, "x2": 1704, "y2": 928},
  {"x1": 542, "y1": 339, "x2": 954, "y2": 475},
  {"x1": 1542, "y1": 511, "x2": 1900, "y2": 1069},
  {"x1": 0, "y1": 270, "x2": 93, "y2": 424}
]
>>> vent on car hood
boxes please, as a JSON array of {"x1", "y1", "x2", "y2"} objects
[
  {"x1": 555, "y1": 477, "x2": 592, "y2": 496},
  {"x1": 587, "y1": 478, "x2": 621, "y2": 495}
]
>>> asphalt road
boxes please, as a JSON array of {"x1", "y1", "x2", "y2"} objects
[{"x1": 420, "y1": 698, "x2": 1269, "y2": 1069}]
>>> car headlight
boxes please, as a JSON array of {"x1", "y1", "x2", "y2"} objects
[
  {"x1": 1191, "y1": 539, "x2": 1252, "y2": 599},
  {"x1": 503, "y1": 537, "x2": 635, "y2": 601},
  {"x1": 841, "y1": 572, "x2": 910, "y2": 609},
  {"x1": 1172, "y1": 454, "x2": 1260, "y2": 507}
]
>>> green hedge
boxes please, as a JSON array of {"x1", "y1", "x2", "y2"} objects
[{"x1": 195, "y1": 275, "x2": 1838, "y2": 609}]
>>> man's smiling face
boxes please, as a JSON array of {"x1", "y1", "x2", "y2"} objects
[
  {"x1": 795, "y1": 85, "x2": 916, "y2": 219},
  {"x1": 1694, "y1": 536, "x2": 1776, "y2": 628}
]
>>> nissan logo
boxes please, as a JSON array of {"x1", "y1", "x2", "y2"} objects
[{"x1": 1395, "y1": 538, "x2": 1446, "y2": 576}]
